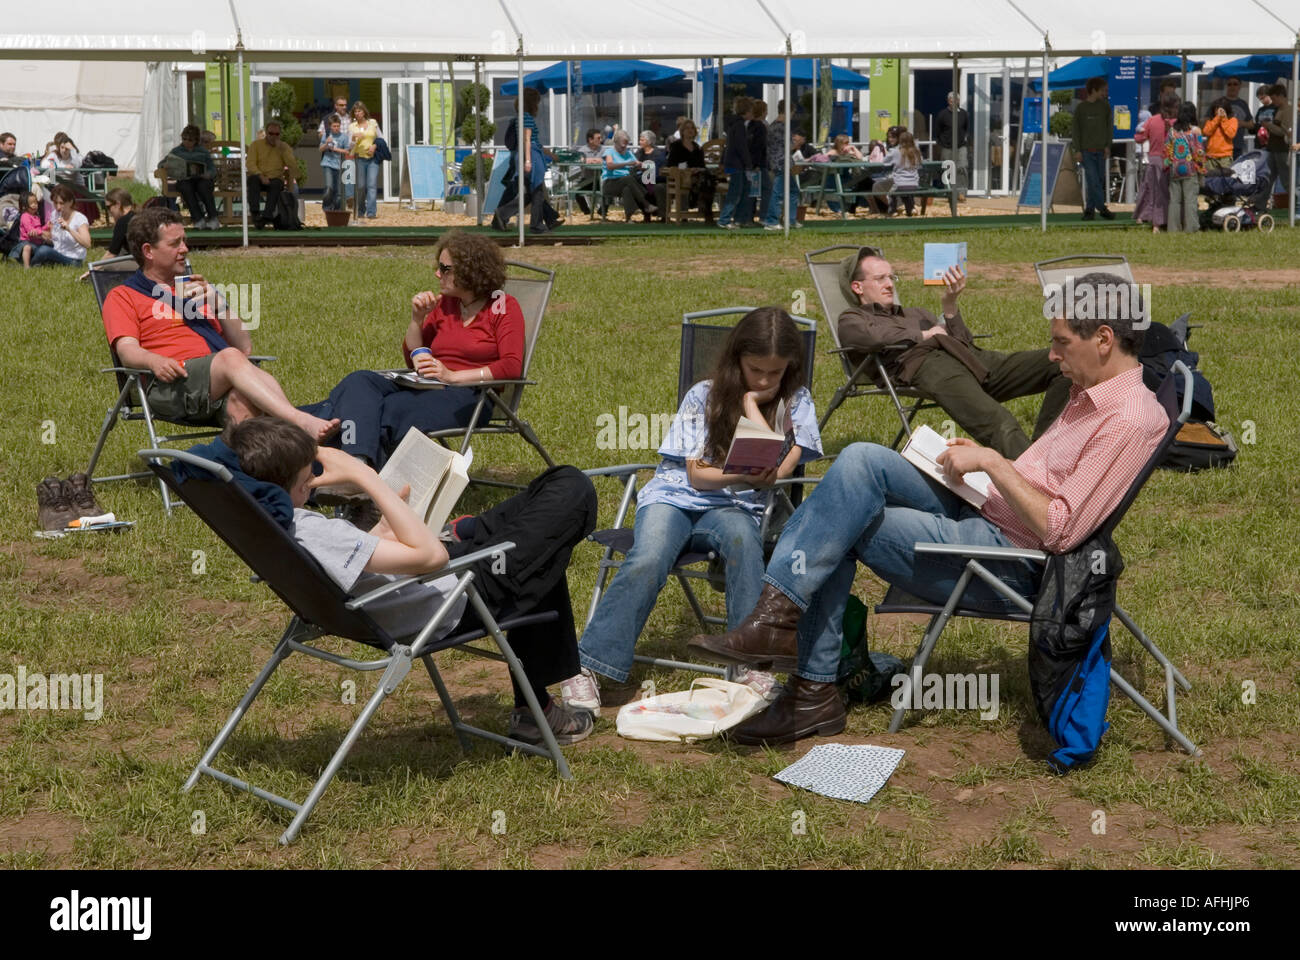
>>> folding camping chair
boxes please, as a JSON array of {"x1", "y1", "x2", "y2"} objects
[
  {"x1": 415, "y1": 260, "x2": 556, "y2": 488},
  {"x1": 806, "y1": 244, "x2": 942, "y2": 448},
  {"x1": 583, "y1": 307, "x2": 819, "y2": 678},
  {"x1": 879, "y1": 362, "x2": 1200, "y2": 758},
  {"x1": 1034, "y1": 253, "x2": 1134, "y2": 293},
  {"x1": 84, "y1": 255, "x2": 276, "y2": 514},
  {"x1": 143, "y1": 447, "x2": 572, "y2": 845}
]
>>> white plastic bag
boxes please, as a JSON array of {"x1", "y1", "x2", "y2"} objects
[{"x1": 615, "y1": 678, "x2": 768, "y2": 743}]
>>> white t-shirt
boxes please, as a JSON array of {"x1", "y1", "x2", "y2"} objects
[{"x1": 51, "y1": 211, "x2": 88, "y2": 261}]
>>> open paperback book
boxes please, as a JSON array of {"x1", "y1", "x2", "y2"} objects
[
  {"x1": 381, "y1": 370, "x2": 447, "y2": 390},
  {"x1": 378, "y1": 427, "x2": 473, "y2": 532},
  {"x1": 900, "y1": 424, "x2": 991, "y2": 508},
  {"x1": 721, "y1": 400, "x2": 795, "y2": 475}
]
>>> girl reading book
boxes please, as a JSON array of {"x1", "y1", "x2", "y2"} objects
[{"x1": 561, "y1": 307, "x2": 822, "y2": 715}]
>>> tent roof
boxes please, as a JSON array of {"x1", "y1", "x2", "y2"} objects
[
  {"x1": 1211, "y1": 53, "x2": 1296, "y2": 81},
  {"x1": 1030, "y1": 55, "x2": 1206, "y2": 91},
  {"x1": 501, "y1": 59, "x2": 685, "y2": 95},
  {"x1": 7, "y1": 0, "x2": 1300, "y2": 61},
  {"x1": 698, "y1": 57, "x2": 870, "y2": 90}
]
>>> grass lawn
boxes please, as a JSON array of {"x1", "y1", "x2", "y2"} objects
[{"x1": 2, "y1": 225, "x2": 1298, "y2": 869}]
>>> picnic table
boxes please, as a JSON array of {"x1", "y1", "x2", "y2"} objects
[{"x1": 802, "y1": 158, "x2": 958, "y2": 218}]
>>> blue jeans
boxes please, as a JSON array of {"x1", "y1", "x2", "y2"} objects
[
  {"x1": 29, "y1": 245, "x2": 83, "y2": 266},
  {"x1": 356, "y1": 156, "x2": 379, "y2": 216},
  {"x1": 764, "y1": 168, "x2": 799, "y2": 225},
  {"x1": 579, "y1": 502, "x2": 766, "y2": 682},
  {"x1": 1081, "y1": 149, "x2": 1107, "y2": 212},
  {"x1": 763, "y1": 443, "x2": 1041, "y2": 683},
  {"x1": 717, "y1": 169, "x2": 749, "y2": 226},
  {"x1": 321, "y1": 166, "x2": 342, "y2": 210}
]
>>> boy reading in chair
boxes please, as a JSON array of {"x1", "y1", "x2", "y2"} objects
[{"x1": 227, "y1": 416, "x2": 598, "y2": 745}]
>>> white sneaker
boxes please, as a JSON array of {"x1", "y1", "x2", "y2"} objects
[
  {"x1": 207, "y1": 217, "x2": 222, "y2": 230},
  {"x1": 731, "y1": 665, "x2": 781, "y2": 701},
  {"x1": 560, "y1": 667, "x2": 601, "y2": 716},
  {"x1": 763, "y1": 223, "x2": 782, "y2": 231}
]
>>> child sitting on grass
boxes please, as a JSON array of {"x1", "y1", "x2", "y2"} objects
[{"x1": 227, "y1": 415, "x2": 599, "y2": 746}]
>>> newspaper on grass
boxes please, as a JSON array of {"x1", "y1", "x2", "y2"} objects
[{"x1": 774, "y1": 743, "x2": 906, "y2": 804}]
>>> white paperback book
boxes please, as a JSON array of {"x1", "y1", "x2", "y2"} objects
[
  {"x1": 900, "y1": 424, "x2": 991, "y2": 509},
  {"x1": 378, "y1": 427, "x2": 473, "y2": 532}
]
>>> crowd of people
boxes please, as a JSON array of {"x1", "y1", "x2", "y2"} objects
[
  {"x1": 94, "y1": 205, "x2": 1168, "y2": 749},
  {"x1": 1076, "y1": 74, "x2": 1300, "y2": 231}
]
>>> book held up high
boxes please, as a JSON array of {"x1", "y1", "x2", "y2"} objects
[
  {"x1": 378, "y1": 427, "x2": 472, "y2": 533},
  {"x1": 900, "y1": 424, "x2": 990, "y2": 508},
  {"x1": 721, "y1": 400, "x2": 795, "y2": 475},
  {"x1": 923, "y1": 242, "x2": 968, "y2": 286}
]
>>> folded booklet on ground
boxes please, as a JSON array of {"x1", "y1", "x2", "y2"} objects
[
  {"x1": 721, "y1": 400, "x2": 794, "y2": 475},
  {"x1": 900, "y1": 423, "x2": 990, "y2": 508},
  {"x1": 381, "y1": 370, "x2": 447, "y2": 390},
  {"x1": 378, "y1": 427, "x2": 472, "y2": 533},
  {"x1": 775, "y1": 744, "x2": 905, "y2": 804}
]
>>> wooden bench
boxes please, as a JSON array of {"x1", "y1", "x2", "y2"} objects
[{"x1": 154, "y1": 141, "x2": 245, "y2": 226}]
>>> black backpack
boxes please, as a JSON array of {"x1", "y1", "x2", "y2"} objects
[
  {"x1": 83, "y1": 151, "x2": 118, "y2": 169},
  {"x1": 1139, "y1": 316, "x2": 1236, "y2": 471},
  {"x1": 0, "y1": 214, "x2": 21, "y2": 257},
  {"x1": 272, "y1": 191, "x2": 303, "y2": 230}
]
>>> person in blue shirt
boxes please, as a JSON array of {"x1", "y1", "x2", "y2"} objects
[
  {"x1": 599, "y1": 129, "x2": 655, "y2": 222},
  {"x1": 319, "y1": 114, "x2": 349, "y2": 211},
  {"x1": 560, "y1": 307, "x2": 823, "y2": 714}
]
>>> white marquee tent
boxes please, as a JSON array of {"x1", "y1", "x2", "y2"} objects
[{"x1": 4, "y1": 0, "x2": 1299, "y2": 241}]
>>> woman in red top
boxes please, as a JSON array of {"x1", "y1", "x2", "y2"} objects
[{"x1": 305, "y1": 231, "x2": 525, "y2": 468}]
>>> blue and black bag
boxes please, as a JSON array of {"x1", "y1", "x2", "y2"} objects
[{"x1": 1028, "y1": 533, "x2": 1122, "y2": 773}]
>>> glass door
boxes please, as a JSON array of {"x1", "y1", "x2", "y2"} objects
[{"x1": 382, "y1": 77, "x2": 429, "y2": 201}]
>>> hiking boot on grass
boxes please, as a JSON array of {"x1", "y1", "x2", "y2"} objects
[
  {"x1": 37, "y1": 476, "x2": 79, "y2": 531},
  {"x1": 63, "y1": 472, "x2": 103, "y2": 518},
  {"x1": 509, "y1": 698, "x2": 595, "y2": 746}
]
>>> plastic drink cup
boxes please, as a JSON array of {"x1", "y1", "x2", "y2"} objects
[{"x1": 410, "y1": 347, "x2": 433, "y2": 374}]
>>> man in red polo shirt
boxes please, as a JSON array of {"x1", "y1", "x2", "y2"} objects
[
  {"x1": 686, "y1": 272, "x2": 1169, "y2": 744},
  {"x1": 101, "y1": 207, "x2": 337, "y2": 439}
]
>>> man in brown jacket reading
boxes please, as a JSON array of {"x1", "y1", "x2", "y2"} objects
[{"x1": 838, "y1": 247, "x2": 1070, "y2": 458}]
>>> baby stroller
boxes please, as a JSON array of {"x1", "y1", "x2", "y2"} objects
[{"x1": 1201, "y1": 150, "x2": 1275, "y2": 232}]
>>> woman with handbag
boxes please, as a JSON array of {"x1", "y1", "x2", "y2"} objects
[{"x1": 348, "y1": 101, "x2": 382, "y2": 219}]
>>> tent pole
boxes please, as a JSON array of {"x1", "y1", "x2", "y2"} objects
[
  {"x1": 237, "y1": 47, "x2": 248, "y2": 248},
  {"x1": 1015, "y1": 55, "x2": 1029, "y2": 194},
  {"x1": 784, "y1": 48, "x2": 792, "y2": 237},
  {"x1": 1292, "y1": 45, "x2": 1298, "y2": 228},
  {"x1": 718, "y1": 58, "x2": 725, "y2": 139},
  {"x1": 1180, "y1": 51, "x2": 1187, "y2": 94},
  {"x1": 567, "y1": 61, "x2": 572, "y2": 146},
  {"x1": 952, "y1": 53, "x2": 959, "y2": 196},
  {"x1": 475, "y1": 59, "x2": 483, "y2": 227},
  {"x1": 812, "y1": 58, "x2": 818, "y2": 144},
  {"x1": 518, "y1": 45, "x2": 525, "y2": 248},
  {"x1": 1041, "y1": 47, "x2": 1048, "y2": 232}
]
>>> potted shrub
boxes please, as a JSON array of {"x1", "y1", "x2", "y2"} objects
[{"x1": 455, "y1": 82, "x2": 495, "y2": 218}]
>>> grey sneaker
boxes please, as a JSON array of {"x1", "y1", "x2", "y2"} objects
[
  {"x1": 509, "y1": 698, "x2": 594, "y2": 746},
  {"x1": 37, "y1": 476, "x2": 79, "y2": 531}
]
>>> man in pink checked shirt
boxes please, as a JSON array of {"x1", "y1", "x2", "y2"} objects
[{"x1": 688, "y1": 272, "x2": 1169, "y2": 745}]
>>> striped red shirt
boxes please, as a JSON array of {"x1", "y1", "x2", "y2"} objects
[{"x1": 981, "y1": 365, "x2": 1168, "y2": 553}]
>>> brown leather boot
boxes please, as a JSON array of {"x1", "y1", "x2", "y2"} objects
[
  {"x1": 37, "y1": 476, "x2": 79, "y2": 531},
  {"x1": 687, "y1": 584, "x2": 801, "y2": 672},
  {"x1": 63, "y1": 473, "x2": 103, "y2": 518},
  {"x1": 729, "y1": 674, "x2": 846, "y2": 746}
]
